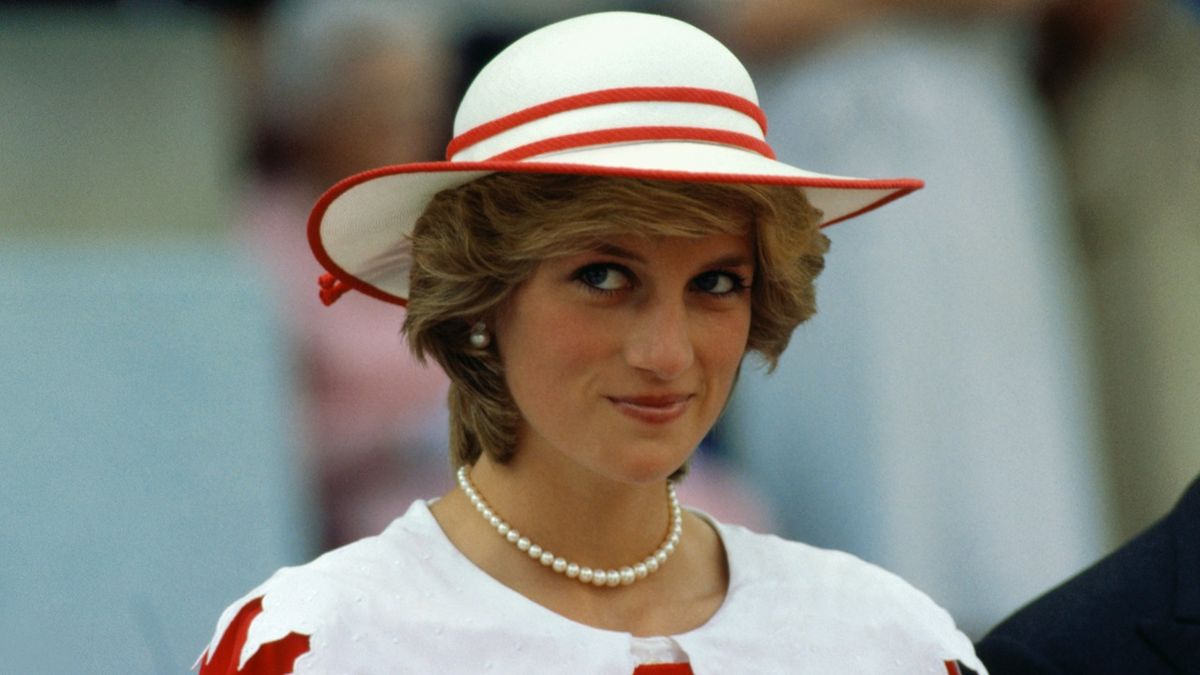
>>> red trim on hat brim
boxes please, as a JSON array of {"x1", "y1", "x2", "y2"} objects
[{"x1": 308, "y1": 160, "x2": 924, "y2": 308}]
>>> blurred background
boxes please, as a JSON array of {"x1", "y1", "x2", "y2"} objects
[{"x1": 1, "y1": 0, "x2": 1196, "y2": 671}]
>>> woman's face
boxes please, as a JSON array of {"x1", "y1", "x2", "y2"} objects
[{"x1": 494, "y1": 230, "x2": 754, "y2": 485}]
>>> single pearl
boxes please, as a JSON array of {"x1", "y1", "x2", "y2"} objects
[
  {"x1": 663, "y1": 541, "x2": 675, "y2": 555},
  {"x1": 566, "y1": 563, "x2": 580, "y2": 578},
  {"x1": 645, "y1": 557, "x2": 660, "y2": 573},
  {"x1": 496, "y1": 522, "x2": 509, "y2": 535},
  {"x1": 633, "y1": 563, "x2": 648, "y2": 579},
  {"x1": 655, "y1": 550, "x2": 668, "y2": 564},
  {"x1": 592, "y1": 570, "x2": 608, "y2": 586},
  {"x1": 553, "y1": 558, "x2": 567, "y2": 573},
  {"x1": 619, "y1": 567, "x2": 636, "y2": 585},
  {"x1": 540, "y1": 552, "x2": 554, "y2": 566},
  {"x1": 517, "y1": 537, "x2": 531, "y2": 551},
  {"x1": 606, "y1": 570, "x2": 621, "y2": 587},
  {"x1": 469, "y1": 324, "x2": 491, "y2": 348},
  {"x1": 506, "y1": 530, "x2": 520, "y2": 543},
  {"x1": 579, "y1": 567, "x2": 593, "y2": 583},
  {"x1": 527, "y1": 544, "x2": 542, "y2": 558}
]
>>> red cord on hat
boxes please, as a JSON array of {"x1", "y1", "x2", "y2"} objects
[
  {"x1": 318, "y1": 273, "x2": 351, "y2": 306},
  {"x1": 446, "y1": 86, "x2": 768, "y2": 161}
]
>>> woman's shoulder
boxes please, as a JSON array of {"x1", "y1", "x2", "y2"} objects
[
  {"x1": 717, "y1": 520, "x2": 936, "y2": 606},
  {"x1": 707, "y1": 519, "x2": 988, "y2": 673},
  {"x1": 195, "y1": 501, "x2": 441, "y2": 673}
]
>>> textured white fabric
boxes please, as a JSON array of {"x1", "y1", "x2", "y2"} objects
[{"x1": 199, "y1": 501, "x2": 985, "y2": 674}]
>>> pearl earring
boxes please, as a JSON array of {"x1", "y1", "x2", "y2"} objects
[{"x1": 469, "y1": 321, "x2": 491, "y2": 349}]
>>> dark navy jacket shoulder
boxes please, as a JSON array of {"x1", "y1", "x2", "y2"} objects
[{"x1": 976, "y1": 476, "x2": 1200, "y2": 674}]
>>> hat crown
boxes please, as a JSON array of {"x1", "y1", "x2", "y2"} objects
[{"x1": 450, "y1": 12, "x2": 763, "y2": 162}]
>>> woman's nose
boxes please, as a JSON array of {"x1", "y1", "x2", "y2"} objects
[{"x1": 624, "y1": 299, "x2": 694, "y2": 380}]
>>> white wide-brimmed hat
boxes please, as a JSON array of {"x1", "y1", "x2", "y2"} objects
[{"x1": 310, "y1": 11, "x2": 923, "y2": 307}]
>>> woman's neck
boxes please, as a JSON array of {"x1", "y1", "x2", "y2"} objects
[
  {"x1": 464, "y1": 454, "x2": 673, "y2": 569},
  {"x1": 428, "y1": 453, "x2": 729, "y2": 636}
]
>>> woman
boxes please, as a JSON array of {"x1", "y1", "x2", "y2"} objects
[{"x1": 198, "y1": 11, "x2": 985, "y2": 674}]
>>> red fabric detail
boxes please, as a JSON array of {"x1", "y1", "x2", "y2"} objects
[
  {"x1": 317, "y1": 272, "x2": 351, "y2": 306},
  {"x1": 198, "y1": 597, "x2": 310, "y2": 675},
  {"x1": 307, "y1": 159, "x2": 923, "y2": 308},
  {"x1": 487, "y1": 126, "x2": 775, "y2": 162},
  {"x1": 446, "y1": 86, "x2": 768, "y2": 160},
  {"x1": 633, "y1": 664, "x2": 694, "y2": 675},
  {"x1": 944, "y1": 660, "x2": 961, "y2": 675}
]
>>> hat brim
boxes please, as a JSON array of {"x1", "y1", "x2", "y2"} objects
[{"x1": 309, "y1": 141, "x2": 923, "y2": 306}]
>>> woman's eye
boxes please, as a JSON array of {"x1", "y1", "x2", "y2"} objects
[
  {"x1": 693, "y1": 271, "x2": 745, "y2": 295},
  {"x1": 576, "y1": 264, "x2": 630, "y2": 292}
]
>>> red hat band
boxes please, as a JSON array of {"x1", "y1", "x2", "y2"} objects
[{"x1": 446, "y1": 86, "x2": 775, "y2": 163}]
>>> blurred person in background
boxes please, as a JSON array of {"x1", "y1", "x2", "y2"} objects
[
  {"x1": 1032, "y1": 0, "x2": 1200, "y2": 541},
  {"x1": 1, "y1": 5, "x2": 317, "y2": 671},
  {"x1": 973, "y1": 1, "x2": 1200, "y2": 671},
  {"x1": 691, "y1": 0, "x2": 1111, "y2": 636},
  {"x1": 242, "y1": 0, "x2": 456, "y2": 547}
]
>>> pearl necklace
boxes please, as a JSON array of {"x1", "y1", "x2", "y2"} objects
[{"x1": 455, "y1": 466, "x2": 683, "y2": 588}]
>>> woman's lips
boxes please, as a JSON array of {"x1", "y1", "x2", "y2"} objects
[{"x1": 607, "y1": 395, "x2": 692, "y2": 424}]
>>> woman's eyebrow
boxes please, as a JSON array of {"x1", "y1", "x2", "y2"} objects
[
  {"x1": 704, "y1": 254, "x2": 754, "y2": 269},
  {"x1": 585, "y1": 245, "x2": 752, "y2": 270}
]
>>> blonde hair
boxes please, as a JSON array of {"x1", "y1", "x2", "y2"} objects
[{"x1": 402, "y1": 173, "x2": 828, "y2": 469}]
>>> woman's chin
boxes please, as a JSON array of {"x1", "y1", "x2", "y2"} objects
[{"x1": 600, "y1": 450, "x2": 691, "y2": 486}]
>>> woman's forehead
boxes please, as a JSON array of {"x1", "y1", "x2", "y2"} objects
[
  {"x1": 534, "y1": 208, "x2": 752, "y2": 246},
  {"x1": 549, "y1": 231, "x2": 754, "y2": 265}
]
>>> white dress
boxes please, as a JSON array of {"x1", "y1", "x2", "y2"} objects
[{"x1": 198, "y1": 501, "x2": 985, "y2": 674}]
